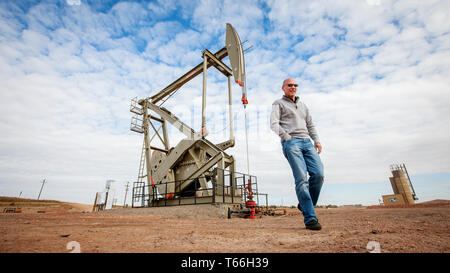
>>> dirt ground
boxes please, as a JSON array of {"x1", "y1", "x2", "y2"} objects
[{"x1": 0, "y1": 197, "x2": 449, "y2": 253}]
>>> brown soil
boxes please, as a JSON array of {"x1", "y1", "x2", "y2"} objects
[{"x1": 0, "y1": 197, "x2": 449, "y2": 253}]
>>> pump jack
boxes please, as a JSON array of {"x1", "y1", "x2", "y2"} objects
[{"x1": 130, "y1": 24, "x2": 257, "y2": 214}]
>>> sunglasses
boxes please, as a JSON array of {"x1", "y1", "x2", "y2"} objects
[{"x1": 286, "y1": 84, "x2": 298, "y2": 87}]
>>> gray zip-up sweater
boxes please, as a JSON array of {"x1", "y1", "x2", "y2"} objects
[{"x1": 270, "y1": 95, "x2": 320, "y2": 143}]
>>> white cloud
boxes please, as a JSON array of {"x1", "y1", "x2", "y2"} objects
[{"x1": 191, "y1": 0, "x2": 265, "y2": 43}]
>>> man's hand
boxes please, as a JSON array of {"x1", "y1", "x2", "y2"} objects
[{"x1": 315, "y1": 142, "x2": 322, "y2": 154}]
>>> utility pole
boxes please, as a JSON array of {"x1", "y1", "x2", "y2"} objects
[
  {"x1": 37, "y1": 179, "x2": 46, "y2": 200},
  {"x1": 123, "y1": 182, "x2": 129, "y2": 207}
]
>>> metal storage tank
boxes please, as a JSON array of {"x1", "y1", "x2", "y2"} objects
[{"x1": 388, "y1": 164, "x2": 418, "y2": 205}]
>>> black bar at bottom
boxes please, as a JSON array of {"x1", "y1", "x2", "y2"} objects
[{"x1": 3, "y1": 253, "x2": 445, "y2": 272}]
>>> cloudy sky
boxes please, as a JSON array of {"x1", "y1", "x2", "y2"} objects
[{"x1": 1, "y1": 0, "x2": 449, "y2": 206}]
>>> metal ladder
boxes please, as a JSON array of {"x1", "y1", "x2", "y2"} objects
[
  {"x1": 132, "y1": 139, "x2": 147, "y2": 207},
  {"x1": 130, "y1": 97, "x2": 147, "y2": 208}
]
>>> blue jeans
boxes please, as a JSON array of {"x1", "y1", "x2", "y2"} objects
[{"x1": 282, "y1": 137, "x2": 324, "y2": 223}]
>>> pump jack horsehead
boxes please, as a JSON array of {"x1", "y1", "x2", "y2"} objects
[{"x1": 130, "y1": 23, "x2": 257, "y2": 216}]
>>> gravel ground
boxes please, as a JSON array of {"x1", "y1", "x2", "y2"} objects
[{"x1": 1, "y1": 201, "x2": 449, "y2": 253}]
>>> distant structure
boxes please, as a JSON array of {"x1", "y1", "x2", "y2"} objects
[
  {"x1": 37, "y1": 179, "x2": 46, "y2": 200},
  {"x1": 123, "y1": 182, "x2": 130, "y2": 207},
  {"x1": 104, "y1": 180, "x2": 116, "y2": 209},
  {"x1": 382, "y1": 164, "x2": 418, "y2": 205},
  {"x1": 93, "y1": 180, "x2": 116, "y2": 211}
]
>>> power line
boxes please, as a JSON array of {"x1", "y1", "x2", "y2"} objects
[
  {"x1": 37, "y1": 179, "x2": 46, "y2": 200},
  {"x1": 124, "y1": 182, "x2": 130, "y2": 207}
]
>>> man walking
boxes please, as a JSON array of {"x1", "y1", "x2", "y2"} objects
[{"x1": 270, "y1": 78, "x2": 324, "y2": 230}]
